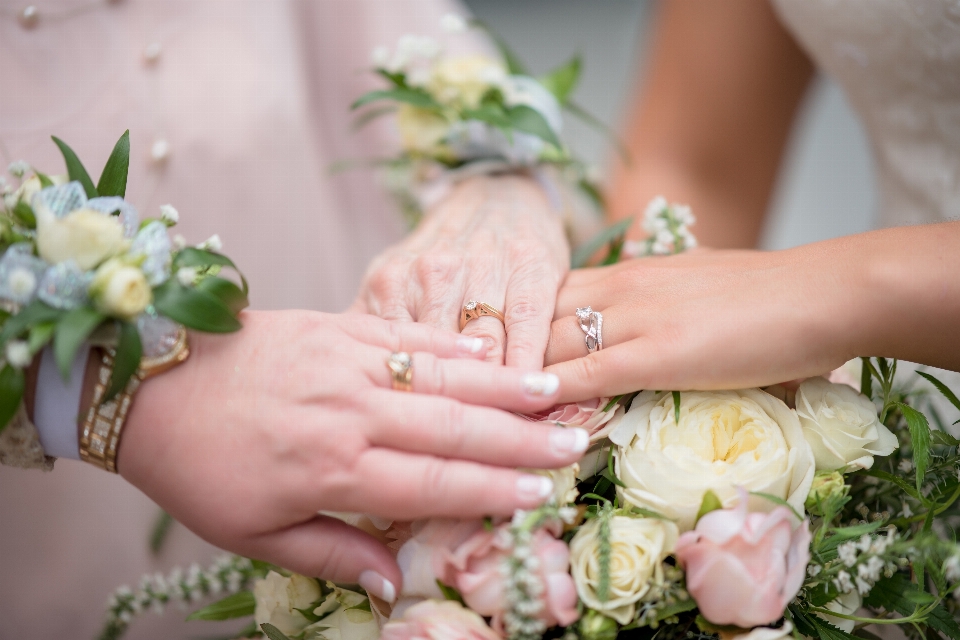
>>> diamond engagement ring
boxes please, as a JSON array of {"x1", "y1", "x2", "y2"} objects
[
  {"x1": 460, "y1": 300, "x2": 505, "y2": 331},
  {"x1": 386, "y1": 351, "x2": 413, "y2": 392},
  {"x1": 575, "y1": 306, "x2": 603, "y2": 353}
]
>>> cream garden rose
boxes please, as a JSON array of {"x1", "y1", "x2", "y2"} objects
[
  {"x1": 90, "y1": 258, "x2": 152, "y2": 320},
  {"x1": 254, "y1": 571, "x2": 323, "y2": 636},
  {"x1": 36, "y1": 206, "x2": 127, "y2": 270},
  {"x1": 428, "y1": 54, "x2": 506, "y2": 108},
  {"x1": 304, "y1": 585, "x2": 380, "y2": 640},
  {"x1": 795, "y1": 377, "x2": 897, "y2": 472},
  {"x1": 610, "y1": 389, "x2": 815, "y2": 531},
  {"x1": 397, "y1": 105, "x2": 450, "y2": 155},
  {"x1": 569, "y1": 516, "x2": 679, "y2": 624}
]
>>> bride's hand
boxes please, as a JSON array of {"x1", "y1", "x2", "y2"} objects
[
  {"x1": 543, "y1": 248, "x2": 857, "y2": 401},
  {"x1": 351, "y1": 174, "x2": 569, "y2": 369},
  {"x1": 117, "y1": 311, "x2": 588, "y2": 602}
]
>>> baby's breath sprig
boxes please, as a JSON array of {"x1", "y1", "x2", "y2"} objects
[
  {"x1": 98, "y1": 555, "x2": 258, "y2": 640},
  {"x1": 624, "y1": 196, "x2": 697, "y2": 258}
]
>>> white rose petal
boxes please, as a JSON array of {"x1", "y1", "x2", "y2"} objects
[
  {"x1": 816, "y1": 590, "x2": 861, "y2": 633},
  {"x1": 254, "y1": 571, "x2": 322, "y2": 637},
  {"x1": 611, "y1": 389, "x2": 815, "y2": 531},
  {"x1": 5, "y1": 340, "x2": 32, "y2": 368},
  {"x1": 570, "y1": 516, "x2": 679, "y2": 624},
  {"x1": 91, "y1": 259, "x2": 153, "y2": 320},
  {"x1": 796, "y1": 377, "x2": 898, "y2": 472},
  {"x1": 304, "y1": 586, "x2": 379, "y2": 640},
  {"x1": 36, "y1": 207, "x2": 127, "y2": 270}
]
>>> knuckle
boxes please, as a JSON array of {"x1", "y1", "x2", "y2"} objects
[
  {"x1": 413, "y1": 254, "x2": 461, "y2": 291},
  {"x1": 507, "y1": 296, "x2": 543, "y2": 324}
]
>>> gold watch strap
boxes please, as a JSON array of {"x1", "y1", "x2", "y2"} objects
[{"x1": 79, "y1": 327, "x2": 189, "y2": 473}]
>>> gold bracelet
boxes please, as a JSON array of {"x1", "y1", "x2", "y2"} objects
[{"x1": 79, "y1": 327, "x2": 189, "y2": 473}]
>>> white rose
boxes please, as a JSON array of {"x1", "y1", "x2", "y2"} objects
[
  {"x1": 429, "y1": 55, "x2": 505, "y2": 108},
  {"x1": 254, "y1": 571, "x2": 323, "y2": 636},
  {"x1": 90, "y1": 259, "x2": 152, "y2": 320},
  {"x1": 570, "y1": 516, "x2": 679, "y2": 624},
  {"x1": 796, "y1": 377, "x2": 898, "y2": 472},
  {"x1": 815, "y1": 590, "x2": 861, "y2": 633},
  {"x1": 610, "y1": 389, "x2": 815, "y2": 532},
  {"x1": 5, "y1": 173, "x2": 67, "y2": 210},
  {"x1": 36, "y1": 206, "x2": 127, "y2": 270},
  {"x1": 528, "y1": 464, "x2": 580, "y2": 505},
  {"x1": 397, "y1": 105, "x2": 450, "y2": 155},
  {"x1": 305, "y1": 586, "x2": 380, "y2": 640}
]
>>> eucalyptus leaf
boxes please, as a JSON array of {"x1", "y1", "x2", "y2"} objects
[
  {"x1": 351, "y1": 88, "x2": 439, "y2": 111},
  {"x1": 103, "y1": 321, "x2": 142, "y2": 402},
  {"x1": 898, "y1": 402, "x2": 931, "y2": 491},
  {"x1": 152, "y1": 280, "x2": 242, "y2": 333},
  {"x1": 53, "y1": 308, "x2": 105, "y2": 381},
  {"x1": 260, "y1": 623, "x2": 294, "y2": 640},
  {"x1": 187, "y1": 590, "x2": 256, "y2": 621},
  {"x1": 0, "y1": 300, "x2": 63, "y2": 345},
  {"x1": 695, "y1": 490, "x2": 723, "y2": 524},
  {"x1": 0, "y1": 364, "x2": 25, "y2": 432},
  {"x1": 51, "y1": 135, "x2": 97, "y2": 198},
  {"x1": 507, "y1": 104, "x2": 560, "y2": 149},
  {"x1": 539, "y1": 55, "x2": 581, "y2": 104},
  {"x1": 196, "y1": 277, "x2": 249, "y2": 315},
  {"x1": 97, "y1": 130, "x2": 130, "y2": 198}
]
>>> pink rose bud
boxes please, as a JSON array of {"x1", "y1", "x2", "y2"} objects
[
  {"x1": 526, "y1": 398, "x2": 623, "y2": 442},
  {"x1": 381, "y1": 599, "x2": 503, "y2": 640},
  {"x1": 675, "y1": 494, "x2": 811, "y2": 628}
]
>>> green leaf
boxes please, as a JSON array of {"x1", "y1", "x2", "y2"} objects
[
  {"x1": 96, "y1": 130, "x2": 130, "y2": 198},
  {"x1": 539, "y1": 55, "x2": 581, "y2": 104},
  {"x1": 260, "y1": 623, "x2": 294, "y2": 640},
  {"x1": 152, "y1": 280, "x2": 242, "y2": 333},
  {"x1": 103, "y1": 321, "x2": 142, "y2": 402},
  {"x1": 196, "y1": 276, "x2": 249, "y2": 315},
  {"x1": 149, "y1": 509, "x2": 174, "y2": 555},
  {"x1": 750, "y1": 491, "x2": 803, "y2": 520},
  {"x1": 175, "y1": 248, "x2": 248, "y2": 294},
  {"x1": 187, "y1": 590, "x2": 256, "y2": 621},
  {"x1": 565, "y1": 100, "x2": 631, "y2": 163},
  {"x1": 917, "y1": 371, "x2": 960, "y2": 415},
  {"x1": 350, "y1": 88, "x2": 440, "y2": 111},
  {"x1": 931, "y1": 430, "x2": 960, "y2": 447},
  {"x1": 27, "y1": 322, "x2": 56, "y2": 353},
  {"x1": 864, "y1": 468, "x2": 921, "y2": 501},
  {"x1": 672, "y1": 391, "x2": 681, "y2": 424},
  {"x1": 860, "y1": 357, "x2": 873, "y2": 399},
  {"x1": 808, "y1": 613, "x2": 859, "y2": 640},
  {"x1": 507, "y1": 104, "x2": 560, "y2": 149},
  {"x1": 0, "y1": 300, "x2": 63, "y2": 345},
  {"x1": 53, "y1": 308, "x2": 105, "y2": 381},
  {"x1": 375, "y1": 68, "x2": 408, "y2": 88},
  {"x1": 0, "y1": 364, "x2": 25, "y2": 432},
  {"x1": 863, "y1": 573, "x2": 960, "y2": 640},
  {"x1": 35, "y1": 172, "x2": 55, "y2": 188},
  {"x1": 602, "y1": 395, "x2": 623, "y2": 413},
  {"x1": 51, "y1": 135, "x2": 97, "y2": 198},
  {"x1": 436, "y1": 580, "x2": 465, "y2": 605},
  {"x1": 571, "y1": 217, "x2": 634, "y2": 269},
  {"x1": 656, "y1": 598, "x2": 696, "y2": 623},
  {"x1": 11, "y1": 201, "x2": 36, "y2": 228},
  {"x1": 897, "y1": 402, "x2": 931, "y2": 491},
  {"x1": 462, "y1": 105, "x2": 512, "y2": 132},
  {"x1": 696, "y1": 490, "x2": 723, "y2": 524}
]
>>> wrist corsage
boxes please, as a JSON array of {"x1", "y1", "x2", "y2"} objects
[{"x1": 0, "y1": 131, "x2": 248, "y2": 462}]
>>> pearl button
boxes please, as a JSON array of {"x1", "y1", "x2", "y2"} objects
[
  {"x1": 142, "y1": 42, "x2": 162, "y2": 65},
  {"x1": 150, "y1": 138, "x2": 170, "y2": 163},
  {"x1": 19, "y1": 5, "x2": 39, "y2": 29}
]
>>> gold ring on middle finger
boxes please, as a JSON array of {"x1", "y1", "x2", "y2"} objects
[{"x1": 460, "y1": 300, "x2": 505, "y2": 332}]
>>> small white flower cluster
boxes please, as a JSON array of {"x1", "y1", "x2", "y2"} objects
[
  {"x1": 7, "y1": 160, "x2": 30, "y2": 178},
  {"x1": 100, "y1": 555, "x2": 255, "y2": 638},
  {"x1": 4, "y1": 340, "x2": 31, "y2": 368},
  {"x1": 625, "y1": 196, "x2": 697, "y2": 258},
  {"x1": 371, "y1": 33, "x2": 442, "y2": 74},
  {"x1": 833, "y1": 530, "x2": 899, "y2": 596},
  {"x1": 502, "y1": 510, "x2": 548, "y2": 640},
  {"x1": 944, "y1": 551, "x2": 960, "y2": 584}
]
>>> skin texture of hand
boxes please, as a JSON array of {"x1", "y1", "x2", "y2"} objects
[
  {"x1": 117, "y1": 311, "x2": 589, "y2": 603},
  {"x1": 352, "y1": 174, "x2": 569, "y2": 369},
  {"x1": 544, "y1": 222, "x2": 960, "y2": 402}
]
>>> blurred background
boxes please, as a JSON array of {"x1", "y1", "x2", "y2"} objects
[{"x1": 465, "y1": 0, "x2": 877, "y2": 250}]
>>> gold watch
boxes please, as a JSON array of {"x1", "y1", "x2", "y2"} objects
[{"x1": 79, "y1": 326, "x2": 190, "y2": 473}]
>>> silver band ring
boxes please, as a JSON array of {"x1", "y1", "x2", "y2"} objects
[{"x1": 575, "y1": 306, "x2": 603, "y2": 354}]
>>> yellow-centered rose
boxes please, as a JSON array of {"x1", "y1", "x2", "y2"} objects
[
  {"x1": 570, "y1": 516, "x2": 679, "y2": 624},
  {"x1": 610, "y1": 390, "x2": 815, "y2": 531},
  {"x1": 90, "y1": 259, "x2": 152, "y2": 320}
]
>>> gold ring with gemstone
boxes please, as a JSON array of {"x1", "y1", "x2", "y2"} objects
[
  {"x1": 460, "y1": 300, "x2": 505, "y2": 331},
  {"x1": 386, "y1": 351, "x2": 413, "y2": 392}
]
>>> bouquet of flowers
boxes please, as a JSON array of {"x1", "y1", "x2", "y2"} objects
[{"x1": 0, "y1": 131, "x2": 247, "y2": 431}]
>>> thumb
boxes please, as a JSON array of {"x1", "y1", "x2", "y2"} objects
[{"x1": 248, "y1": 515, "x2": 402, "y2": 603}]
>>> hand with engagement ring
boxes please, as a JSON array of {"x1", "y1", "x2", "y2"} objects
[
  {"x1": 117, "y1": 310, "x2": 590, "y2": 605},
  {"x1": 350, "y1": 174, "x2": 569, "y2": 369}
]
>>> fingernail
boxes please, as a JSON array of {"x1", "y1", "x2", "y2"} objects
[
  {"x1": 359, "y1": 570, "x2": 397, "y2": 604},
  {"x1": 522, "y1": 372, "x2": 559, "y2": 396},
  {"x1": 516, "y1": 474, "x2": 554, "y2": 502},
  {"x1": 549, "y1": 427, "x2": 590, "y2": 456},
  {"x1": 456, "y1": 336, "x2": 485, "y2": 356}
]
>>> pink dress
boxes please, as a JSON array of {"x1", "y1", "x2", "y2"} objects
[{"x1": 0, "y1": 0, "x2": 479, "y2": 636}]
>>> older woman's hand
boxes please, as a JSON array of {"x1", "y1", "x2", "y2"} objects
[
  {"x1": 352, "y1": 174, "x2": 569, "y2": 369},
  {"x1": 118, "y1": 310, "x2": 589, "y2": 604}
]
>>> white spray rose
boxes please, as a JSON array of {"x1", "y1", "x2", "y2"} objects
[
  {"x1": 610, "y1": 390, "x2": 815, "y2": 532},
  {"x1": 397, "y1": 105, "x2": 450, "y2": 155},
  {"x1": 304, "y1": 585, "x2": 380, "y2": 640},
  {"x1": 570, "y1": 516, "x2": 679, "y2": 624},
  {"x1": 796, "y1": 377, "x2": 898, "y2": 472},
  {"x1": 90, "y1": 259, "x2": 152, "y2": 320},
  {"x1": 36, "y1": 206, "x2": 127, "y2": 270},
  {"x1": 429, "y1": 55, "x2": 505, "y2": 108},
  {"x1": 254, "y1": 571, "x2": 323, "y2": 636}
]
